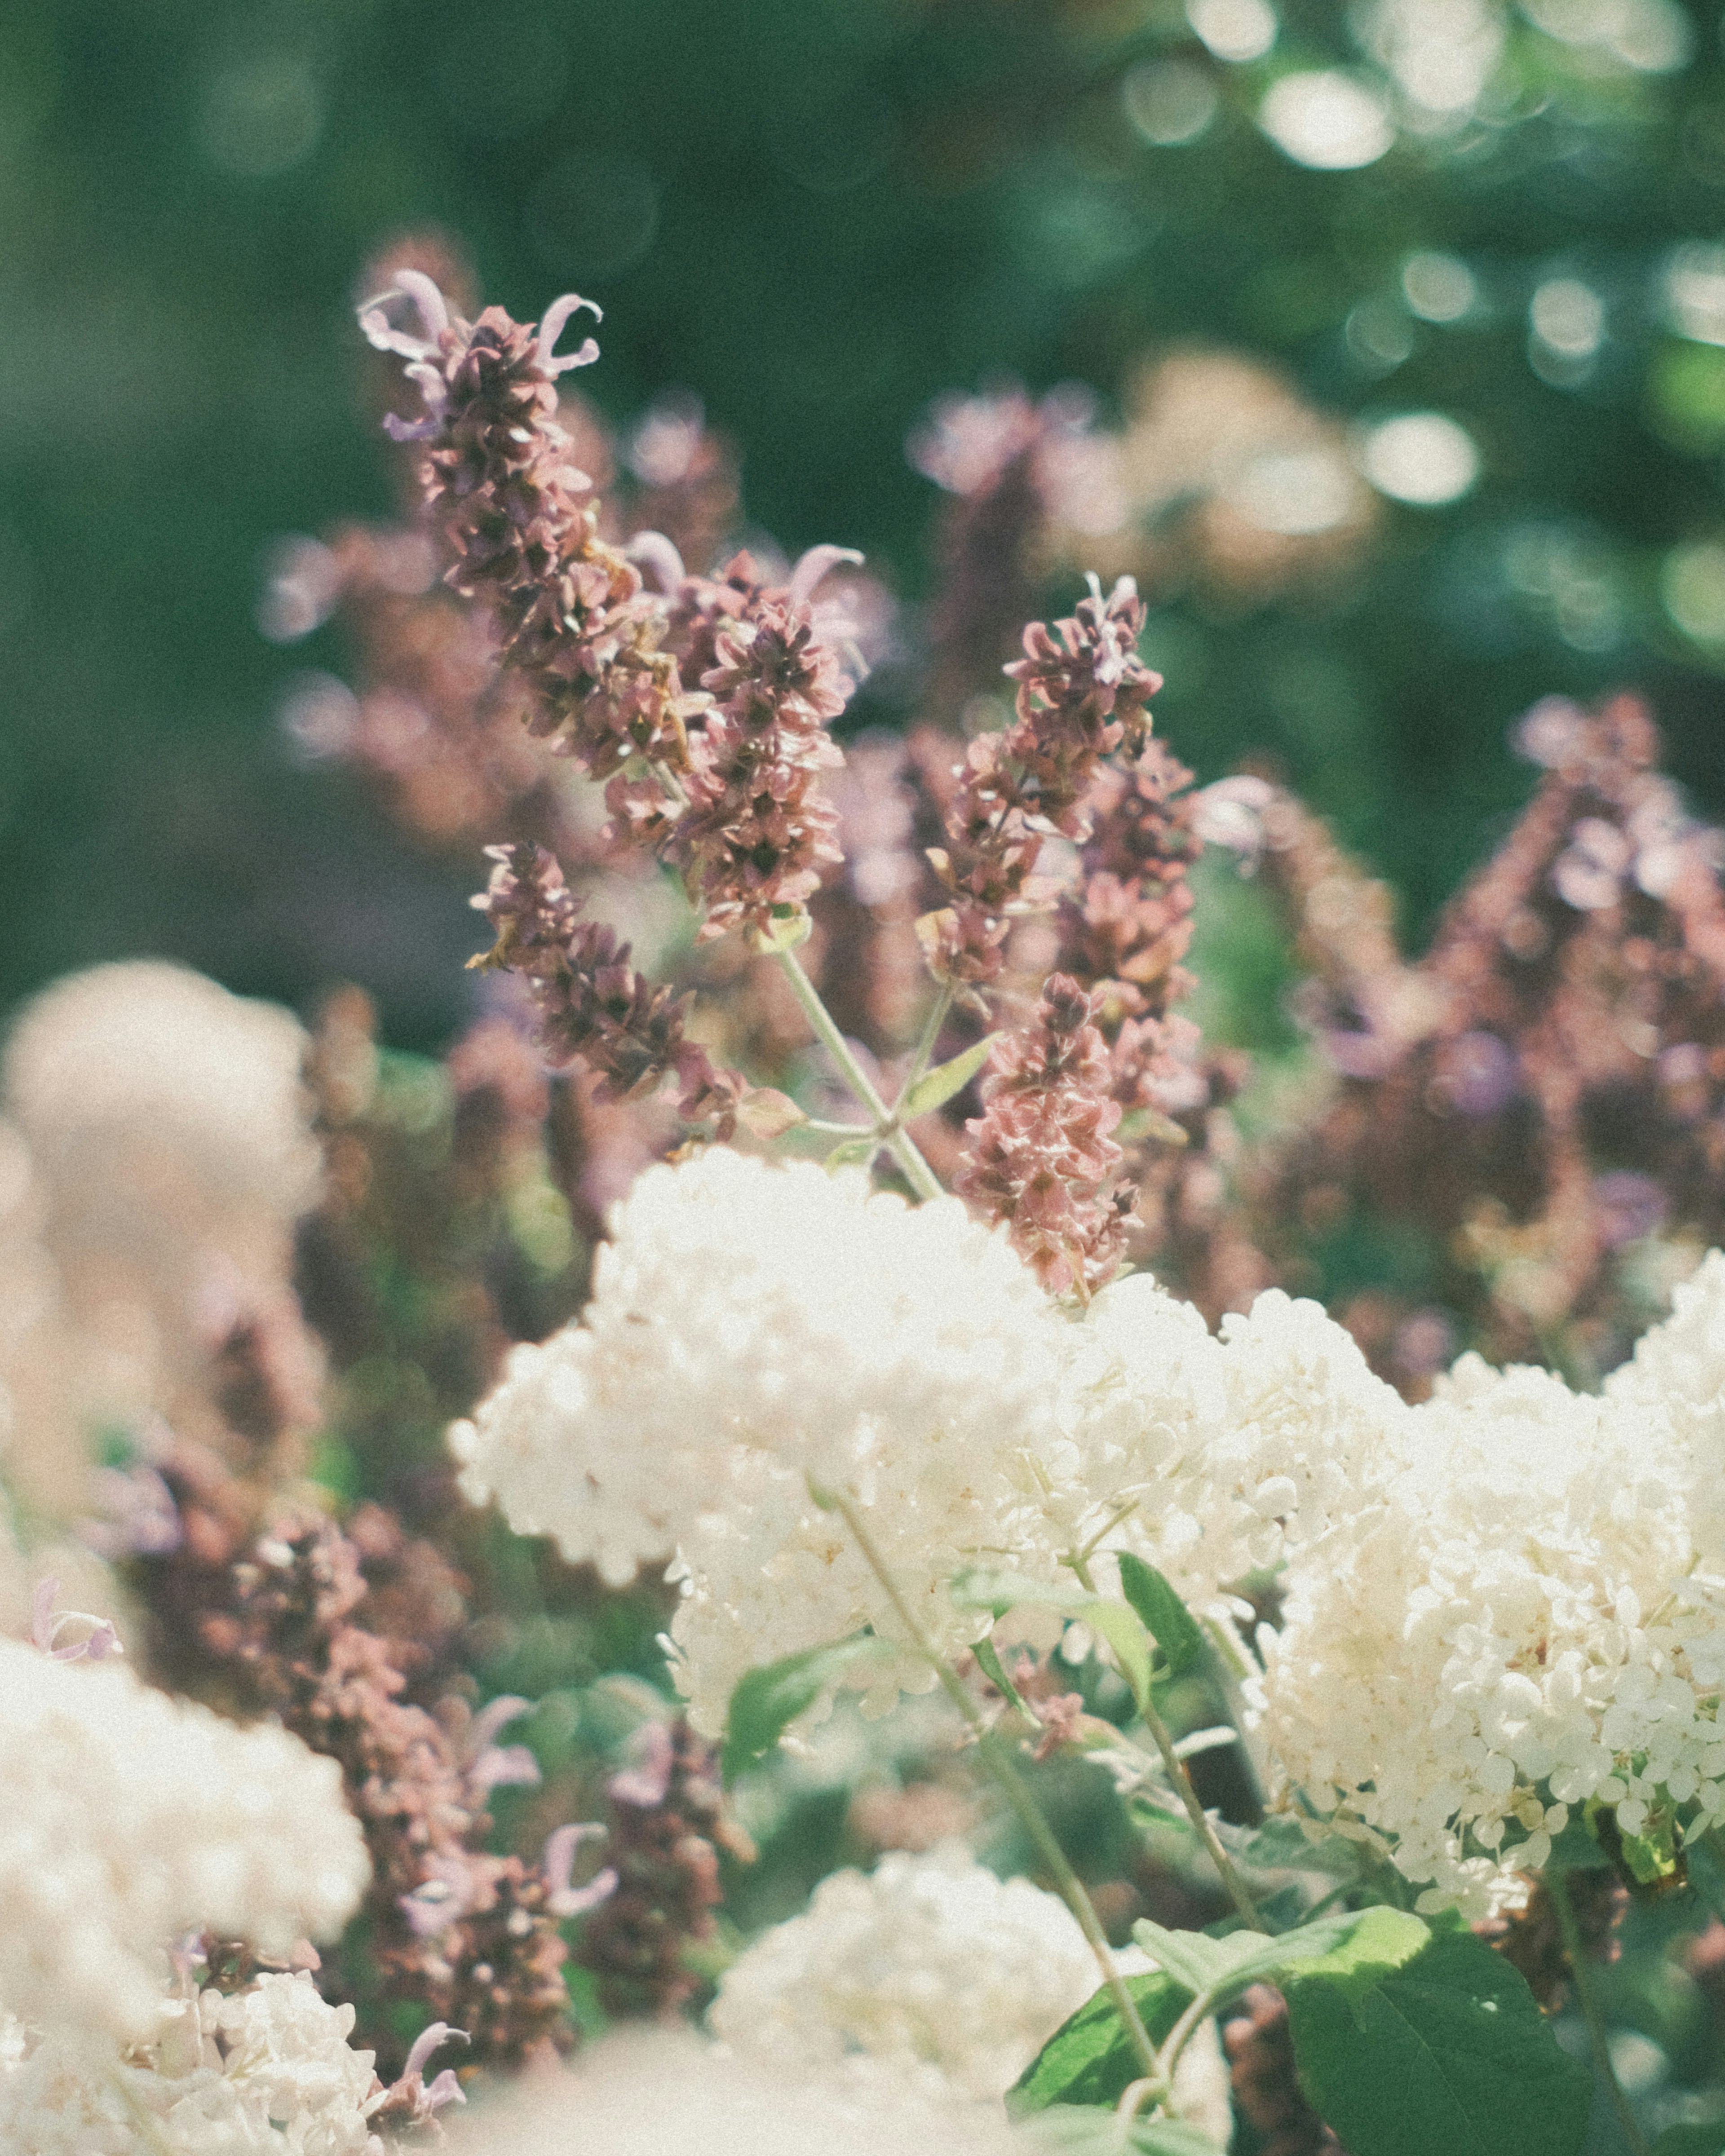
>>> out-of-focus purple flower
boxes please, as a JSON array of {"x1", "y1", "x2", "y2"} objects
[
  {"x1": 81, "y1": 1458, "x2": 182, "y2": 1561},
  {"x1": 1593, "y1": 1170, "x2": 1670, "y2": 1249},
  {"x1": 541, "y1": 1822, "x2": 618, "y2": 1919},
  {"x1": 399, "y1": 1857, "x2": 484, "y2": 1941},
  {"x1": 1552, "y1": 815, "x2": 1632, "y2": 910},
  {"x1": 1192, "y1": 774, "x2": 1277, "y2": 873},
  {"x1": 459, "y1": 1694, "x2": 542, "y2": 1803},
  {"x1": 1431, "y1": 1030, "x2": 1521, "y2": 1118},
  {"x1": 1513, "y1": 695, "x2": 1588, "y2": 769},
  {"x1": 607, "y1": 1720, "x2": 675, "y2": 1809},
  {"x1": 1391, "y1": 1308, "x2": 1456, "y2": 1380}
]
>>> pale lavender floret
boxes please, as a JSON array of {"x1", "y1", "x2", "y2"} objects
[
  {"x1": 606, "y1": 1719, "x2": 675, "y2": 1808},
  {"x1": 461, "y1": 1694, "x2": 543, "y2": 1802},
  {"x1": 542, "y1": 1821, "x2": 618, "y2": 1917},
  {"x1": 535, "y1": 291, "x2": 603, "y2": 376},
  {"x1": 383, "y1": 2020, "x2": 470, "y2": 2121},
  {"x1": 30, "y1": 1577, "x2": 121, "y2": 1661}
]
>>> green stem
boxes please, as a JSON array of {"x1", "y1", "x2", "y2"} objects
[
  {"x1": 776, "y1": 947, "x2": 944, "y2": 1201},
  {"x1": 824, "y1": 1486, "x2": 1162, "y2": 2086},
  {"x1": 1548, "y1": 1871, "x2": 1649, "y2": 2156},
  {"x1": 1065, "y1": 1551, "x2": 1260, "y2": 1928},
  {"x1": 891, "y1": 984, "x2": 955, "y2": 1113}
]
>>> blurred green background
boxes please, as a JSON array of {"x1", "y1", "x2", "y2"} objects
[{"x1": 4, "y1": 0, "x2": 1723, "y2": 1047}]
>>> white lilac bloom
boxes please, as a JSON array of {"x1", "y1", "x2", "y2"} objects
[
  {"x1": 0, "y1": 1974, "x2": 391, "y2": 2154},
  {"x1": 0, "y1": 1639, "x2": 368, "y2": 2039},
  {"x1": 1252, "y1": 1277, "x2": 1725, "y2": 1916},
  {"x1": 708, "y1": 1845, "x2": 1229, "y2": 2130},
  {"x1": 451, "y1": 1149, "x2": 1071, "y2": 1734}
]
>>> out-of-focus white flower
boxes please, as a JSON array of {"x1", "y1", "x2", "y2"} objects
[
  {"x1": 451, "y1": 1149, "x2": 1072, "y2": 1734},
  {"x1": 0, "y1": 1639, "x2": 368, "y2": 2037},
  {"x1": 0, "y1": 1973, "x2": 387, "y2": 2153},
  {"x1": 1253, "y1": 1271, "x2": 1725, "y2": 1915},
  {"x1": 444, "y1": 2028, "x2": 1022, "y2": 2156},
  {"x1": 710, "y1": 1846, "x2": 1099, "y2": 2103}
]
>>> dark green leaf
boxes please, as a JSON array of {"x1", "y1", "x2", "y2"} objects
[
  {"x1": 1688, "y1": 1829, "x2": 1725, "y2": 1923},
  {"x1": 901, "y1": 1032, "x2": 1000, "y2": 1118},
  {"x1": 720, "y1": 1634, "x2": 887, "y2": 1784},
  {"x1": 1283, "y1": 1912, "x2": 1592, "y2": 2156},
  {"x1": 1025, "y1": 2106, "x2": 1224, "y2": 2155},
  {"x1": 1008, "y1": 1971, "x2": 1189, "y2": 2115},
  {"x1": 1116, "y1": 1555, "x2": 1206, "y2": 1678}
]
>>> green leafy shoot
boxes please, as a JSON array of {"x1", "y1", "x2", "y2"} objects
[
  {"x1": 720, "y1": 1633, "x2": 890, "y2": 1784},
  {"x1": 1116, "y1": 1555, "x2": 1206, "y2": 1679},
  {"x1": 900, "y1": 1032, "x2": 1000, "y2": 1119},
  {"x1": 1024, "y1": 2106, "x2": 1225, "y2": 2156}
]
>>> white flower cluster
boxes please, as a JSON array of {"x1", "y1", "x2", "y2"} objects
[
  {"x1": 0, "y1": 1973, "x2": 385, "y2": 2154},
  {"x1": 453, "y1": 1150, "x2": 1070, "y2": 1733},
  {"x1": 708, "y1": 1844, "x2": 1098, "y2": 2103},
  {"x1": 1254, "y1": 1253, "x2": 1725, "y2": 1915},
  {"x1": 1062, "y1": 1275, "x2": 1407, "y2": 1618},
  {"x1": 0, "y1": 1639, "x2": 369, "y2": 2038}
]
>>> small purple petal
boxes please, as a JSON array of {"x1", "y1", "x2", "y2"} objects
[
  {"x1": 469, "y1": 1695, "x2": 534, "y2": 1754},
  {"x1": 402, "y1": 2020, "x2": 469, "y2": 2084},
  {"x1": 536, "y1": 293, "x2": 602, "y2": 376},
  {"x1": 625, "y1": 530, "x2": 687, "y2": 594},
  {"x1": 787, "y1": 544, "x2": 864, "y2": 612},
  {"x1": 546, "y1": 1865, "x2": 618, "y2": 1919},
  {"x1": 607, "y1": 1719, "x2": 675, "y2": 1808},
  {"x1": 469, "y1": 1743, "x2": 542, "y2": 1799},
  {"x1": 30, "y1": 1578, "x2": 58, "y2": 1652},
  {"x1": 424, "y1": 2069, "x2": 466, "y2": 2112}
]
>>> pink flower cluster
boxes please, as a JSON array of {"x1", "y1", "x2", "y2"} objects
[
  {"x1": 954, "y1": 972, "x2": 1130, "y2": 1294},
  {"x1": 922, "y1": 575, "x2": 1161, "y2": 990},
  {"x1": 472, "y1": 840, "x2": 746, "y2": 1135}
]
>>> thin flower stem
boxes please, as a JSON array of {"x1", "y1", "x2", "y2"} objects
[
  {"x1": 891, "y1": 984, "x2": 956, "y2": 1114},
  {"x1": 823, "y1": 1485, "x2": 1162, "y2": 2086},
  {"x1": 775, "y1": 947, "x2": 945, "y2": 1201},
  {"x1": 1065, "y1": 1551, "x2": 1260, "y2": 1927},
  {"x1": 1549, "y1": 1870, "x2": 1650, "y2": 2156}
]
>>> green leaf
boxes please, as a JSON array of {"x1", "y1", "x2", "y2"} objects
[
  {"x1": 972, "y1": 1635, "x2": 1034, "y2": 1720},
  {"x1": 900, "y1": 1032, "x2": 1000, "y2": 1118},
  {"x1": 1116, "y1": 1554, "x2": 1205, "y2": 1678},
  {"x1": 823, "y1": 1134, "x2": 880, "y2": 1171},
  {"x1": 1283, "y1": 1912, "x2": 1592, "y2": 2156},
  {"x1": 1688, "y1": 1828, "x2": 1725, "y2": 1922},
  {"x1": 1024, "y1": 2107, "x2": 1225, "y2": 2156},
  {"x1": 1651, "y1": 2128, "x2": 1725, "y2": 2156},
  {"x1": 1087, "y1": 1600, "x2": 1158, "y2": 1715},
  {"x1": 1009, "y1": 1971, "x2": 1190, "y2": 2115},
  {"x1": 749, "y1": 905, "x2": 813, "y2": 954},
  {"x1": 720, "y1": 1634, "x2": 887, "y2": 1784},
  {"x1": 1131, "y1": 1909, "x2": 1403, "y2": 2014}
]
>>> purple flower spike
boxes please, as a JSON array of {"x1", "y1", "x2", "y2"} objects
[
  {"x1": 535, "y1": 293, "x2": 602, "y2": 376},
  {"x1": 357, "y1": 272, "x2": 451, "y2": 362}
]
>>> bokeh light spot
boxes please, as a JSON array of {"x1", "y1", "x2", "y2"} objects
[
  {"x1": 198, "y1": 54, "x2": 321, "y2": 177},
  {"x1": 1662, "y1": 540, "x2": 1725, "y2": 641},
  {"x1": 1226, "y1": 446, "x2": 1356, "y2": 533},
  {"x1": 1187, "y1": 0, "x2": 1277, "y2": 62},
  {"x1": 1123, "y1": 59, "x2": 1221, "y2": 146},
  {"x1": 1358, "y1": 412, "x2": 1481, "y2": 504},
  {"x1": 1402, "y1": 251, "x2": 1477, "y2": 322},
  {"x1": 1257, "y1": 72, "x2": 1393, "y2": 169}
]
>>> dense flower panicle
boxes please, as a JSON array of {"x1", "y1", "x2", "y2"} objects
[
  {"x1": 955, "y1": 973, "x2": 1133, "y2": 1295},
  {"x1": 920, "y1": 577, "x2": 1160, "y2": 992},
  {"x1": 140, "y1": 1496, "x2": 574, "y2": 2072},
  {"x1": 668, "y1": 573, "x2": 849, "y2": 941},
  {"x1": 450, "y1": 1148, "x2": 1069, "y2": 1733},
  {"x1": 1003, "y1": 574, "x2": 1161, "y2": 836},
  {"x1": 361, "y1": 276, "x2": 700, "y2": 786},
  {"x1": 575, "y1": 1719, "x2": 749, "y2": 2019},
  {"x1": 0, "y1": 1974, "x2": 394, "y2": 2155},
  {"x1": 1251, "y1": 1271, "x2": 1725, "y2": 1915},
  {"x1": 0, "y1": 1638, "x2": 368, "y2": 2039},
  {"x1": 708, "y1": 1846, "x2": 1103, "y2": 2103},
  {"x1": 471, "y1": 841, "x2": 746, "y2": 1136},
  {"x1": 1061, "y1": 1276, "x2": 1407, "y2": 1617}
]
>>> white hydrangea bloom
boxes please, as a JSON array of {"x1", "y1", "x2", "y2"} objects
[
  {"x1": 1063, "y1": 1277, "x2": 1406, "y2": 1615},
  {"x1": 709, "y1": 1845, "x2": 1101, "y2": 2103},
  {"x1": 0, "y1": 1974, "x2": 385, "y2": 2153},
  {"x1": 0, "y1": 1639, "x2": 369, "y2": 2037},
  {"x1": 1606, "y1": 1248, "x2": 1725, "y2": 1556},
  {"x1": 452, "y1": 1150, "x2": 1072, "y2": 1732},
  {"x1": 1254, "y1": 1334, "x2": 1725, "y2": 1916}
]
